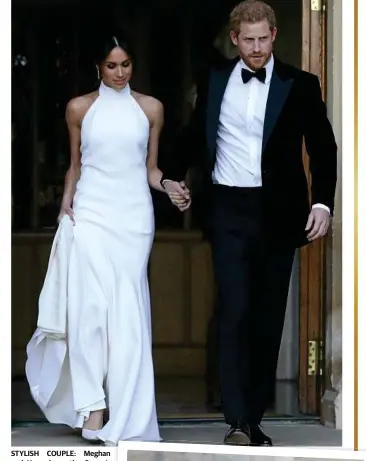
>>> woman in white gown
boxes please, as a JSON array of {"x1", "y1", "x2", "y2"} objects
[{"x1": 25, "y1": 31, "x2": 190, "y2": 446}]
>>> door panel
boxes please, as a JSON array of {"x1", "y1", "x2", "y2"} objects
[{"x1": 299, "y1": 0, "x2": 327, "y2": 415}]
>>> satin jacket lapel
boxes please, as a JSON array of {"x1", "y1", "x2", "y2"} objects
[{"x1": 262, "y1": 61, "x2": 294, "y2": 152}]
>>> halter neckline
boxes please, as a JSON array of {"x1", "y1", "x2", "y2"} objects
[{"x1": 99, "y1": 80, "x2": 131, "y2": 98}]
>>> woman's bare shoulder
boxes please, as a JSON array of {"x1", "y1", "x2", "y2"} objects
[
  {"x1": 132, "y1": 91, "x2": 163, "y2": 123},
  {"x1": 133, "y1": 92, "x2": 163, "y2": 110},
  {"x1": 66, "y1": 91, "x2": 99, "y2": 124}
]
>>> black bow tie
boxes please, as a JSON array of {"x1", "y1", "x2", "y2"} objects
[{"x1": 241, "y1": 67, "x2": 266, "y2": 84}]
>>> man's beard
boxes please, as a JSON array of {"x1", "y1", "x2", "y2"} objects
[{"x1": 242, "y1": 53, "x2": 271, "y2": 71}]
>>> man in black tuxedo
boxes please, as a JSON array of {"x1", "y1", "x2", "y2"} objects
[{"x1": 162, "y1": 0, "x2": 337, "y2": 446}]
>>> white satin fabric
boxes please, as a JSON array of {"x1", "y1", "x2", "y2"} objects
[{"x1": 26, "y1": 81, "x2": 160, "y2": 445}]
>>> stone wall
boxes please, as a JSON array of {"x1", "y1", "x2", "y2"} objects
[{"x1": 322, "y1": 0, "x2": 342, "y2": 429}]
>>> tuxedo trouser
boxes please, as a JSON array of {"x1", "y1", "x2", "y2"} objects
[{"x1": 210, "y1": 184, "x2": 296, "y2": 425}]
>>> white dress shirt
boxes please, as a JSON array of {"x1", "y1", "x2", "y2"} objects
[{"x1": 212, "y1": 54, "x2": 329, "y2": 213}]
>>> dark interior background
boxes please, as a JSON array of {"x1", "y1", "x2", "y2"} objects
[{"x1": 11, "y1": 0, "x2": 301, "y2": 231}]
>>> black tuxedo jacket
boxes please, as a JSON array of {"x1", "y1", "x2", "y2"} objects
[{"x1": 164, "y1": 57, "x2": 337, "y2": 246}]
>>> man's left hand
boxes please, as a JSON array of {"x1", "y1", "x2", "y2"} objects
[{"x1": 305, "y1": 208, "x2": 331, "y2": 241}]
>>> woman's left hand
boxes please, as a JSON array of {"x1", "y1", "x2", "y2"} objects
[
  {"x1": 168, "y1": 191, "x2": 191, "y2": 211},
  {"x1": 164, "y1": 180, "x2": 191, "y2": 212}
]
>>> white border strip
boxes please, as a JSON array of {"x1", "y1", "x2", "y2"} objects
[
  {"x1": 118, "y1": 443, "x2": 364, "y2": 461},
  {"x1": 356, "y1": 0, "x2": 365, "y2": 450}
]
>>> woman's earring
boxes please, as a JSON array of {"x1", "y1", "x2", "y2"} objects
[{"x1": 96, "y1": 66, "x2": 100, "y2": 80}]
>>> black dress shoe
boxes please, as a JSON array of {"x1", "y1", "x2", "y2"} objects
[
  {"x1": 249, "y1": 424, "x2": 273, "y2": 446},
  {"x1": 224, "y1": 422, "x2": 251, "y2": 445}
]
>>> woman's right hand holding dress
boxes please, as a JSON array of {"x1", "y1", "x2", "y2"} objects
[{"x1": 57, "y1": 203, "x2": 75, "y2": 224}]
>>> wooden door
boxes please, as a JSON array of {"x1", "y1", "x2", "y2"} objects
[{"x1": 299, "y1": 0, "x2": 327, "y2": 415}]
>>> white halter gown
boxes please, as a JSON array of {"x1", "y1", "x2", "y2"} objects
[{"x1": 25, "y1": 81, "x2": 160, "y2": 445}]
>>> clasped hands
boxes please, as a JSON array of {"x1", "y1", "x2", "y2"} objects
[
  {"x1": 163, "y1": 180, "x2": 330, "y2": 242},
  {"x1": 164, "y1": 180, "x2": 191, "y2": 212}
]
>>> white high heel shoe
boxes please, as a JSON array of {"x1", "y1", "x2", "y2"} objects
[
  {"x1": 81, "y1": 410, "x2": 104, "y2": 442},
  {"x1": 82, "y1": 428, "x2": 101, "y2": 441}
]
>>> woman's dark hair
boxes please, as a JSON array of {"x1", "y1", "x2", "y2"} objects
[{"x1": 92, "y1": 29, "x2": 135, "y2": 66}]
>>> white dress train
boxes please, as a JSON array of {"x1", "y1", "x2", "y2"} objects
[{"x1": 25, "y1": 81, "x2": 161, "y2": 445}]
